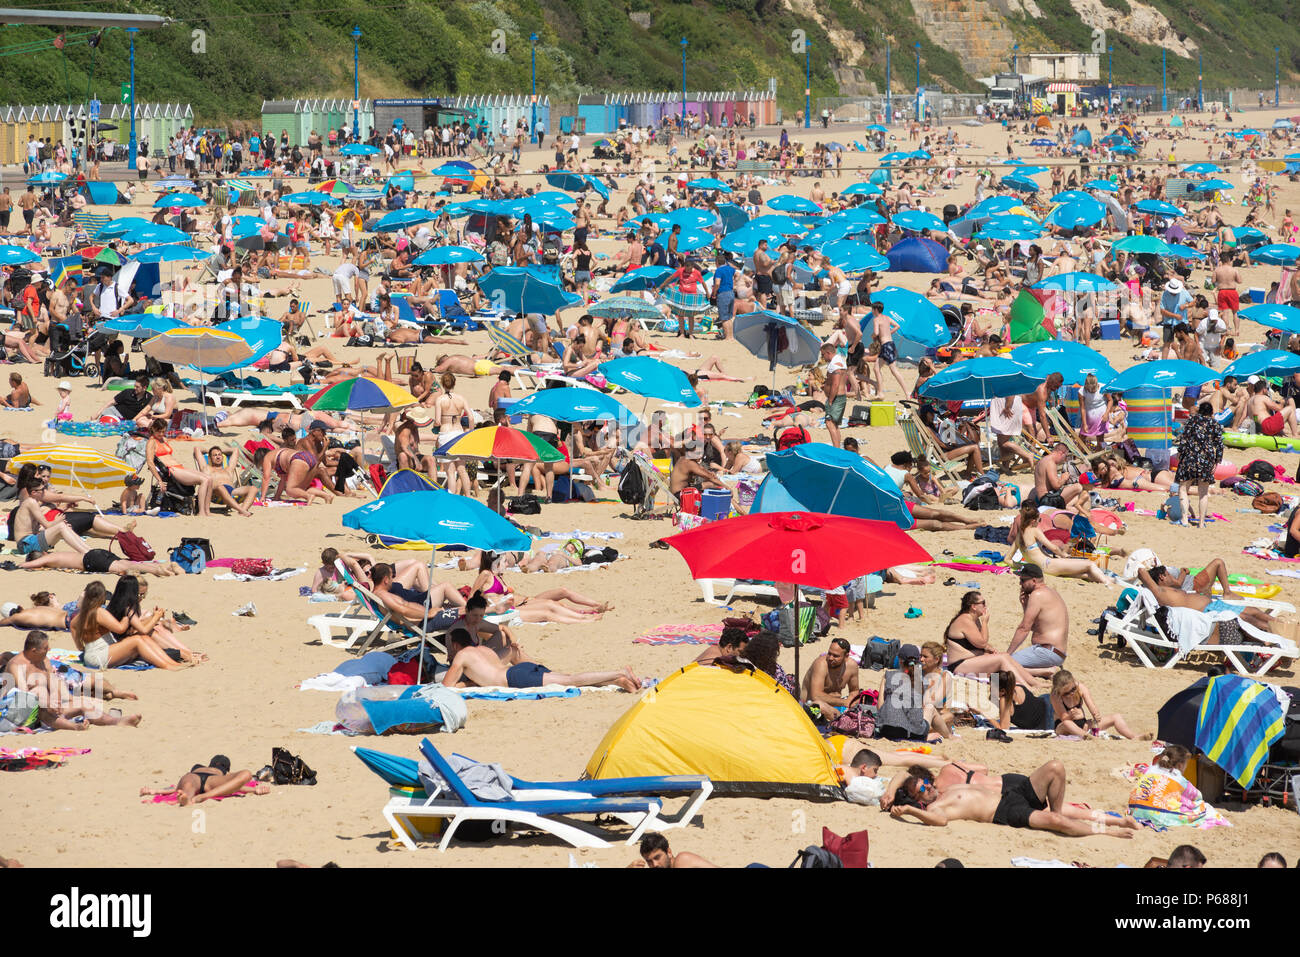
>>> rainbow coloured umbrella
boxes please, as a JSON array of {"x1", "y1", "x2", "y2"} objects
[
  {"x1": 435, "y1": 425, "x2": 563, "y2": 463},
  {"x1": 314, "y1": 179, "x2": 352, "y2": 197},
  {"x1": 307, "y1": 376, "x2": 418, "y2": 475}
]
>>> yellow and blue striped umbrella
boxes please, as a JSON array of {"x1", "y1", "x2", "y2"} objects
[{"x1": 7, "y1": 445, "x2": 134, "y2": 490}]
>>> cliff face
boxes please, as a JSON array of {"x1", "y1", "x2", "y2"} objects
[
  {"x1": 1069, "y1": 0, "x2": 1199, "y2": 58},
  {"x1": 910, "y1": 0, "x2": 1018, "y2": 77}
]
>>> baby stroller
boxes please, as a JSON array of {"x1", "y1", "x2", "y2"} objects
[{"x1": 43, "y1": 322, "x2": 104, "y2": 380}]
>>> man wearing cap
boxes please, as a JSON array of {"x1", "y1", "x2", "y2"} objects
[
  {"x1": 1159, "y1": 278, "x2": 1192, "y2": 360},
  {"x1": 1006, "y1": 564, "x2": 1069, "y2": 675}
]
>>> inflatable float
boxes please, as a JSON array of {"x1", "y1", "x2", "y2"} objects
[
  {"x1": 1222, "y1": 433, "x2": 1300, "y2": 452},
  {"x1": 1186, "y1": 571, "x2": 1284, "y2": 600},
  {"x1": 1167, "y1": 454, "x2": 1239, "y2": 480}
]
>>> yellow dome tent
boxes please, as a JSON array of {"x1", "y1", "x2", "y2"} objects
[{"x1": 583, "y1": 662, "x2": 843, "y2": 800}]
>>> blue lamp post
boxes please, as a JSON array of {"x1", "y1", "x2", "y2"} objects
[
  {"x1": 914, "y1": 41, "x2": 922, "y2": 121},
  {"x1": 1108, "y1": 46, "x2": 1113, "y2": 115},
  {"x1": 681, "y1": 38, "x2": 688, "y2": 129},
  {"x1": 1197, "y1": 52, "x2": 1203, "y2": 111},
  {"x1": 1277, "y1": 48, "x2": 1281, "y2": 108},
  {"x1": 885, "y1": 38, "x2": 892, "y2": 124},
  {"x1": 804, "y1": 38, "x2": 811, "y2": 129},
  {"x1": 127, "y1": 27, "x2": 137, "y2": 171},
  {"x1": 351, "y1": 25, "x2": 361, "y2": 141},
  {"x1": 530, "y1": 32, "x2": 538, "y2": 143},
  {"x1": 1161, "y1": 48, "x2": 1167, "y2": 112}
]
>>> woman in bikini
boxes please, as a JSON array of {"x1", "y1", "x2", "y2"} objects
[
  {"x1": 918, "y1": 642, "x2": 955, "y2": 739},
  {"x1": 108, "y1": 575, "x2": 206, "y2": 664},
  {"x1": 1049, "y1": 669, "x2": 1141, "y2": 739},
  {"x1": 943, "y1": 592, "x2": 1044, "y2": 689},
  {"x1": 254, "y1": 445, "x2": 334, "y2": 505},
  {"x1": 468, "y1": 552, "x2": 615, "y2": 624},
  {"x1": 1012, "y1": 504, "x2": 1111, "y2": 584},
  {"x1": 0, "y1": 591, "x2": 72, "y2": 631},
  {"x1": 146, "y1": 419, "x2": 215, "y2": 516},
  {"x1": 142, "y1": 755, "x2": 269, "y2": 806},
  {"x1": 70, "y1": 580, "x2": 185, "y2": 671},
  {"x1": 1094, "y1": 455, "x2": 1174, "y2": 493},
  {"x1": 993, "y1": 670, "x2": 1051, "y2": 731}
]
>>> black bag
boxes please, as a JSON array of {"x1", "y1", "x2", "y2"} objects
[
  {"x1": 789, "y1": 846, "x2": 842, "y2": 868},
  {"x1": 618, "y1": 465, "x2": 647, "y2": 505},
  {"x1": 507, "y1": 494, "x2": 541, "y2": 515},
  {"x1": 180, "y1": 536, "x2": 214, "y2": 562},
  {"x1": 582, "y1": 546, "x2": 619, "y2": 564},
  {"x1": 864, "y1": 636, "x2": 900, "y2": 671},
  {"x1": 1243, "y1": 460, "x2": 1276, "y2": 483},
  {"x1": 270, "y1": 747, "x2": 317, "y2": 786},
  {"x1": 965, "y1": 486, "x2": 1001, "y2": 511}
]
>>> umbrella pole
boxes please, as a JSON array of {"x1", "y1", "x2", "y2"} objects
[
  {"x1": 793, "y1": 588, "x2": 801, "y2": 691},
  {"x1": 827, "y1": 469, "x2": 848, "y2": 514},
  {"x1": 416, "y1": 547, "x2": 436, "y2": 685}
]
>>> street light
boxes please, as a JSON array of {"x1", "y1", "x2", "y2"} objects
[
  {"x1": 1161, "y1": 47, "x2": 1167, "y2": 112},
  {"x1": 1108, "y1": 46, "x2": 1113, "y2": 115},
  {"x1": 681, "y1": 37, "x2": 688, "y2": 130},
  {"x1": 1277, "y1": 48, "x2": 1281, "y2": 108},
  {"x1": 914, "y1": 41, "x2": 921, "y2": 122},
  {"x1": 804, "y1": 38, "x2": 811, "y2": 129},
  {"x1": 530, "y1": 33, "x2": 538, "y2": 144},
  {"x1": 351, "y1": 25, "x2": 361, "y2": 141},
  {"x1": 1198, "y1": 52, "x2": 1203, "y2": 112},
  {"x1": 127, "y1": 27, "x2": 137, "y2": 171},
  {"x1": 885, "y1": 37, "x2": 892, "y2": 124}
]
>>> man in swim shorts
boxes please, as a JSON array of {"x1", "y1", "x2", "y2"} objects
[
  {"x1": 1138, "y1": 565, "x2": 1276, "y2": 633},
  {"x1": 888, "y1": 759, "x2": 1137, "y2": 837},
  {"x1": 442, "y1": 629, "x2": 638, "y2": 692}
]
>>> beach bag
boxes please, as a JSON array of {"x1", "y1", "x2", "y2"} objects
[
  {"x1": 270, "y1": 747, "x2": 316, "y2": 786},
  {"x1": 1252, "y1": 492, "x2": 1285, "y2": 514},
  {"x1": 180, "y1": 537, "x2": 214, "y2": 562},
  {"x1": 776, "y1": 425, "x2": 812, "y2": 451},
  {"x1": 820, "y1": 827, "x2": 870, "y2": 868},
  {"x1": 115, "y1": 433, "x2": 147, "y2": 471},
  {"x1": 507, "y1": 494, "x2": 541, "y2": 515},
  {"x1": 789, "y1": 845, "x2": 842, "y2": 869},
  {"x1": 617, "y1": 465, "x2": 646, "y2": 505},
  {"x1": 828, "y1": 695, "x2": 878, "y2": 738},
  {"x1": 1231, "y1": 479, "x2": 1264, "y2": 498},
  {"x1": 232, "y1": 557, "x2": 273, "y2": 576},
  {"x1": 1243, "y1": 460, "x2": 1276, "y2": 483},
  {"x1": 115, "y1": 530, "x2": 154, "y2": 562},
  {"x1": 169, "y1": 543, "x2": 206, "y2": 574},
  {"x1": 864, "y1": 636, "x2": 900, "y2": 671},
  {"x1": 964, "y1": 485, "x2": 1001, "y2": 511}
]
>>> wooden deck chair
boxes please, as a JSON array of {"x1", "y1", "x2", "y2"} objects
[
  {"x1": 617, "y1": 449, "x2": 678, "y2": 517},
  {"x1": 1046, "y1": 406, "x2": 1108, "y2": 467},
  {"x1": 897, "y1": 402, "x2": 965, "y2": 487}
]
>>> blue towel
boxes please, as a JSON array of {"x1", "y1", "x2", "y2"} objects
[
  {"x1": 459, "y1": 687, "x2": 581, "y2": 701},
  {"x1": 1195, "y1": 674, "x2": 1286, "y2": 788},
  {"x1": 361, "y1": 694, "x2": 444, "y2": 735}
]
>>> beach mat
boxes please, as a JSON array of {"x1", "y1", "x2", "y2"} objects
[
  {"x1": 634, "y1": 623, "x2": 725, "y2": 645},
  {"x1": 141, "y1": 780, "x2": 265, "y2": 804},
  {"x1": 1, "y1": 746, "x2": 91, "y2": 771}
]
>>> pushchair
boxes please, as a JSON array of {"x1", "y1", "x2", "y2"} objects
[{"x1": 44, "y1": 320, "x2": 105, "y2": 380}]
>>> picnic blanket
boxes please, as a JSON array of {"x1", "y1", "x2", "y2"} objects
[
  {"x1": 931, "y1": 561, "x2": 1012, "y2": 574},
  {"x1": 1, "y1": 746, "x2": 91, "y2": 771},
  {"x1": 634, "y1": 623, "x2": 725, "y2": 646},
  {"x1": 141, "y1": 780, "x2": 265, "y2": 804},
  {"x1": 213, "y1": 566, "x2": 306, "y2": 583}
]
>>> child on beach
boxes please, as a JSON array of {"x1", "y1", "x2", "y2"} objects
[{"x1": 54, "y1": 380, "x2": 73, "y2": 423}]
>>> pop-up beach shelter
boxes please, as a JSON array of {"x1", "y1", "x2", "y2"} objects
[{"x1": 584, "y1": 662, "x2": 842, "y2": 799}]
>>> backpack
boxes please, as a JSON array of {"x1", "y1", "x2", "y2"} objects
[
  {"x1": 1243, "y1": 460, "x2": 1276, "y2": 483},
  {"x1": 507, "y1": 494, "x2": 542, "y2": 515},
  {"x1": 115, "y1": 530, "x2": 155, "y2": 562},
  {"x1": 169, "y1": 543, "x2": 206, "y2": 574},
  {"x1": 864, "y1": 636, "x2": 900, "y2": 671},
  {"x1": 270, "y1": 747, "x2": 317, "y2": 786},
  {"x1": 789, "y1": 845, "x2": 842, "y2": 868},
  {"x1": 1252, "y1": 492, "x2": 1285, "y2": 514},
  {"x1": 618, "y1": 465, "x2": 647, "y2": 505},
  {"x1": 776, "y1": 426, "x2": 812, "y2": 451},
  {"x1": 179, "y1": 537, "x2": 214, "y2": 562},
  {"x1": 828, "y1": 694, "x2": 878, "y2": 738}
]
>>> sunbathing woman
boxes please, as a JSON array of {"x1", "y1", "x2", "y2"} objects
[
  {"x1": 469, "y1": 554, "x2": 615, "y2": 624},
  {"x1": 255, "y1": 445, "x2": 334, "y2": 505},
  {"x1": 1012, "y1": 505, "x2": 1111, "y2": 585},
  {"x1": 943, "y1": 592, "x2": 1045, "y2": 689},
  {"x1": 70, "y1": 581, "x2": 185, "y2": 671},
  {"x1": 146, "y1": 419, "x2": 214, "y2": 516},
  {"x1": 17, "y1": 464, "x2": 137, "y2": 541},
  {"x1": 1049, "y1": 670, "x2": 1142, "y2": 739},
  {"x1": 1094, "y1": 455, "x2": 1174, "y2": 493},
  {"x1": 0, "y1": 591, "x2": 71, "y2": 631},
  {"x1": 109, "y1": 575, "x2": 206, "y2": 664},
  {"x1": 899, "y1": 462, "x2": 983, "y2": 532},
  {"x1": 141, "y1": 755, "x2": 270, "y2": 806}
]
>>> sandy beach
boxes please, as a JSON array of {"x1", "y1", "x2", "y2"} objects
[{"x1": 4, "y1": 106, "x2": 1300, "y2": 870}]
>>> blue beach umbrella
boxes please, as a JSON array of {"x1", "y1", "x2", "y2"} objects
[
  {"x1": 27, "y1": 170, "x2": 67, "y2": 186},
  {"x1": 919, "y1": 357, "x2": 1044, "y2": 401},
  {"x1": 1222, "y1": 350, "x2": 1300, "y2": 380},
  {"x1": 1001, "y1": 175, "x2": 1042, "y2": 193},
  {"x1": 0, "y1": 245, "x2": 41, "y2": 265},
  {"x1": 413, "y1": 245, "x2": 484, "y2": 266},
  {"x1": 1187, "y1": 179, "x2": 1233, "y2": 193},
  {"x1": 869, "y1": 286, "x2": 948, "y2": 348},
  {"x1": 587, "y1": 296, "x2": 663, "y2": 321},
  {"x1": 281, "y1": 191, "x2": 340, "y2": 206},
  {"x1": 598, "y1": 356, "x2": 701, "y2": 407},
  {"x1": 1101, "y1": 360, "x2": 1220, "y2": 393},
  {"x1": 980, "y1": 214, "x2": 1042, "y2": 235},
  {"x1": 1034, "y1": 272, "x2": 1119, "y2": 293},
  {"x1": 1046, "y1": 198, "x2": 1106, "y2": 230},
  {"x1": 372, "y1": 208, "x2": 436, "y2": 232},
  {"x1": 661, "y1": 209, "x2": 719, "y2": 230},
  {"x1": 544, "y1": 171, "x2": 609, "y2": 199},
  {"x1": 197, "y1": 317, "x2": 284, "y2": 375},
  {"x1": 1133, "y1": 199, "x2": 1183, "y2": 218},
  {"x1": 1050, "y1": 190, "x2": 1094, "y2": 205},
  {"x1": 1165, "y1": 244, "x2": 1207, "y2": 260},
  {"x1": 879, "y1": 151, "x2": 911, "y2": 163},
  {"x1": 344, "y1": 488, "x2": 530, "y2": 552},
  {"x1": 841, "y1": 182, "x2": 882, "y2": 197},
  {"x1": 891, "y1": 210, "x2": 947, "y2": 233},
  {"x1": 120, "y1": 224, "x2": 188, "y2": 245},
  {"x1": 747, "y1": 214, "x2": 807, "y2": 234},
  {"x1": 610, "y1": 266, "x2": 675, "y2": 293},
  {"x1": 1182, "y1": 163, "x2": 1220, "y2": 175},
  {"x1": 966, "y1": 196, "x2": 1021, "y2": 219},
  {"x1": 1240, "y1": 304, "x2": 1300, "y2": 336},
  {"x1": 95, "y1": 217, "x2": 154, "y2": 240},
  {"x1": 1251, "y1": 244, "x2": 1300, "y2": 266},
  {"x1": 821, "y1": 240, "x2": 889, "y2": 273},
  {"x1": 340, "y1": 143, "x2": 379, "y2": 156},
  {"x1": 430, "y1": 163, "x2": 474, "y2": 179},
  {"x1": 733, "y1": 311, "x2": 823, "y2": 382},
  {"x1": 351, "y1": 746, "x2": 420, "y2": 787},
  {"x1": 800, "y1": 222, "x2": 854, "y2": 248},
  {"x1": 1084, "y1": 179, "x2": 1119, "y2": 193},
  {"x1": 1232, "y1": 226, "x2": 1269, "y2": 248},
  {"x1": 720, "y1": 225, "x2": 791, "y2": 256},
  {"x1": 130, "y1": 245, "x2": 209, "y2": 264},
  {"x1": 687, "y1": 177, "x2": 731, "y2": 192},
  {"x1": 509, "y1": 386, "x2": 640, "y2": 425},
  {"x1": 1009, "y1": 341, "x2": 1116, "y2": 385},
  {"x1": 673, "y1": 228, "x2": 715, "y2": 252},
  {"x1": 758, "y1": 442, "x2": 913, "y2": 529},
  {"x1": 478, "y1": 267, "x2": 582, "y2": 315},
  {"x1": 830, "y1": 206, "x2": 887, "y2": 227},
  {"x1": 100, "y1": 314, "x2": 183, "y2": 339},
  {"x1": 1113, "y1": 235, "x2": 1173, "y2": 256},
  {"x1": 768, "y1": 194, "x2": 822, "y2": 214},
  {"x1": 153, "y1": 192, "x2": 205, "y2": 208}
]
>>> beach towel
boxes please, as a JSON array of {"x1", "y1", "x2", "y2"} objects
[
  {"x1": 141, "y1": 780, "x2": 265, "y2": 804},
  {"x1": 1196, "y1": 674, "x2": 1288, "y2": 788},
  {"x1": 213, "y1": 566, "x2": 306, "y2": 583},
  {"x1": 634, "y1": 623, "x2": 725, "y2": 646},
  {"x1": 1, "y1": 746, "x2": 91, "y2": 771},
  {"x1": 1127, "y1": 764, "x2": 1230, "y2": 830},
  {"x1": 1243, "y1": 546, "x2": 1300, "y2": 563},
  {"x1": 931, "y1": 561, "x2": 1011, "y2": 574},
  {"x1": 46, "y1": 648, "x2": 154, "y2": 671}
]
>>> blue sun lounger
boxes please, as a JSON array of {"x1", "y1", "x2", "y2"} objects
[{"x1": 374, "y1": 738, "x2": 666, "y2": 851}]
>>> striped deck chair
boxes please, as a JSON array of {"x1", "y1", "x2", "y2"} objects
[
  {"x1": 1045, "y1": 406, "x2": 1107, "y2": 467},
  {"x1": 75, "y1": 212, "x2": 112, "y2": 241},
  {"x1": 897, "y1": 402, "x2": 965, "y2": 487},
  {"x1": 486, "y1": 322, "x2": 535, "y2": 364}
]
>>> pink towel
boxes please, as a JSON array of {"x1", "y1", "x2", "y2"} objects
[{"x1": 141, "y1": 780, "x2": 263, "y2": 804}]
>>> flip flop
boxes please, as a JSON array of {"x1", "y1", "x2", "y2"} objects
[
  {"x1": 904, "y1": 606, "x2": 923, "y2": 619},
  {"x1": 943, "y1": 577, "x2": 957, "y2": 586}
]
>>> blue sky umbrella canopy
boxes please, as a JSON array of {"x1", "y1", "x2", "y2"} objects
[
  {"x1": 673, "y1": 228, "x2": 716, "y2": 252},
  {"x1": 1165, "y1": 244, "x2": 1208, "y2": 260},
  {"x1": 508, "y1": 387, "x2": 641, "y2": 425},
  {"x1": 371, "y1": 208, "x2": 436, "y2": 232},
  {"x1": 1251, "y1": 244, "x2": 1300, "y2": 266},
  {"x1": 1232, "y1": 226, "x2": 1270, "y2": 247},
  {"x1": 830, "y1": 205, "x2": 887, "y2": 226},
  {"x1": 1101, "y1": 360, "x2": 1221, "y2": 393},
  {"x1": 1009, "y1": 341, "x2": 1117, "y2": 385},
  {"x1": 597, "y1": 356, "x2": 701, "y2": 407},
  {"x1": 820, "y1": 239, "x2": 889, "y2": 273},
  {"x1": 919, "y1": 357, "x2": 1046, "y2": 401},
  {"x1": 758, "y1": 443, "x2": 914, "y2": 529},
  {"x1": 869, "y1": 287, "x2": 948, "y2": 348},
  {"x1": 0, "y1": 245, "x2": 42, "y2": 265},
  {"x1": 1050, "y1": 190, "x2": 1094, "y2": 204},
  {"x1": 610, "y1": 266, "x2": 675, "y2": 292},
  {"x1": 1187, "y1": 179, "x2": 1234, "y2": 193},
  {"x1": 129, "y1": 245, "x2": 210, "y2": 264},
  {"x1": 686, "y1": 177, "x2": 731, "y2": 192},
  {"x1": 1084, "y1": 179, "x2": 1119, "y2": 193},
  {"x1": 1222, "y1": 349, "x2": 1300, "y2": 380},
  {"x1": 720, "y1": 225, "x2": 794, "y2": 256},
  {"x1": 768, "y1": 194, "x2": 822, "y2": 214},
  {"x1": 413, "y1": 245, "x2": 484, "y2": 266},
  {"x1": 747, "y1": 213, "x2": 808, "y2": 234},
  {"x1": 197, "y1": 317, "x2": 284, "y2": 374},
  {"x1": 478, "y1": 267, "x2": 582, "y2": 315},
  {"x1": 343, "y1": 489, "x2": 531, "y2": 552},
  {"x1": 891, "y1": 210, "x2": 947, "y2": 233},
  {"x1": 966, "y1": 196, "x2": 1021, "y2": 218},
  {"x1": 1240, "y1": 304, "x2": 1300, "y2": 336},
  {"x1": 1182, "y1": 162, "x2": 1220, "y2": 174},
  {"x1": 281, "y1": 191, "x2": 340, "y2": 206},
  {"x1": 841, "y1": 182, "x2": 882, "y2": 197},
  {"x1": 1132, "y1": 199, "x2": 1183, "y2": 218},
  {"x1": 1001, "y1": 175, "x2": 1041, "y2": 193},
  {"x1": 120, "y1": 224, "x2": 189, "y2": 245},
  {"x1": 1033, "y1": 272, "x2": 1119, "y2": 293},
  {"x1": 340, "y1": 143, "x2": 379, "y2": 156},
  {"x1": 543, "y1": 171, "x2": 609, "y2": 199},
  {"x1": 153, "y1": 192, "x2": 205, "y2": 208},
  {"x1": 1045, "y1": 198, "x2": 1107, "y2": 230}
]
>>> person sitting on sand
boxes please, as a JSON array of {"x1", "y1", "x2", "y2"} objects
[
  {"x1": 887, "y1": 758, "x2": 1138, "y2": 838},
  {"x1": 69, "y1": 581, "x2": 186, "y2": 671},
  {"x1": 4, "y1": 630, "x2": 142, "y2": 729},
  {"x1": 254, "y1": 445, "x2": 334, "y2": 505},
  {"x1": 1028, "y1": 442, "x2": 1084, "y2": 509},
  {"x1": 140, "y1": 755, "x2": 270, "y2": 807},
  {"x1": 943, "y1": 591, "x2": 1044, "y2": 689},
  {"x1": 799, "y1": 637, "x2": 860, "y2": 714},
  {"x1": 1049, "y1": 669, "x2": 1144, "y2": 739},
  {"x1": 1012, "y1": 504, "x2": 1111, "y2": 585},
  {"x1": 628, "y1": 833, "x2": 717, "y2": 868},
  {"x1": 1005, "y1": 564, "x2": 1070, "y2": 676},
  {"x1": 1137, "y1": 564, "x2": 1277, "y2": 635},
  {"x1": 695, "y1": 626, "x2": 749, "y2": 666},
  {"x1": 448, "y1": 591, "x2": 523, "y2": 663},
  {"x1": 442, "y1": 627, "x2": 638, "y2": 692}
]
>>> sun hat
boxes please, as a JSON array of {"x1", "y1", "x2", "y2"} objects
[
  {"x1": 1164, "y1": 278, "x2": 1184, "y2": 294},
  {"x1": 56, "y1": 380, "x2": 72, "y2": 392}
]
